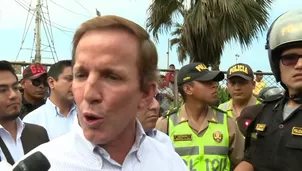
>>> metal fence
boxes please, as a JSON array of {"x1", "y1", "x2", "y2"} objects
[{"x1": 158, "y1": 69, "x2": 282, "y2": 107}]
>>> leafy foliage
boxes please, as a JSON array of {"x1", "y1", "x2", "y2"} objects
[{"x1": 146, "y1": 0, "x2": 274, "y2": 68}]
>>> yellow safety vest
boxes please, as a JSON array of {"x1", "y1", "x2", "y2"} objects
[
  {"x1": 167, "y1": 107, "x2": 230, "y2": 171},
  {"x1": 218, "y1": 99, "x2": 261, "y2": 117}
]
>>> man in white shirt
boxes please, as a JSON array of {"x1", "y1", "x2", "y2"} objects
[
  {"x1": 23, "y1": 60, "x2": 77, "y2": 140},
  {"x1": 0, "y1": 61, "x2": 49, "y2": 165},
  {"x1": 137, "y1": 97, "x2": 174, "y2": 151},
  {"x1": 16, "y1": 15, "x2": 188, "y2": 171}
]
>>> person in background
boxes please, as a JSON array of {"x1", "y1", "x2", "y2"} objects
[
  {"x1": 23, "y1": 60, "x2": 77, "y2": 140},
  {"x1": 19, "y1": 63, "x2": 47, "y2": 119},
  {"x1": 0, "y1": 61, "x2": 49, "y2": 165},
  {"x1": 157, "y1": 63, "x2": 244, "y2": 171},
  {"x1": 219, "y1": 63, "x2": 261, "y2": 119},
  {"x1": 16, "y1": 15, "x2": 188, "y2": 171},
  {"x1": 165, "y1": 64, "x2": 175, "y2": 90},
  {"x1": 157, "y1": 74, "x2": 174, "y2": 112},
  {"x1": 137, "y1": 97, "x2": 174, "y2": 151},
  {"x1": 236, "y1": 86, "x2": 284, "y2": 137},
  {"x1": 253, "y1": 70, "x2": 267, "y2": 97}
]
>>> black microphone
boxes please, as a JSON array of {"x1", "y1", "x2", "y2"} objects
[{"x1": 13, "y1": 151, "x2": 51, "y2": 171}]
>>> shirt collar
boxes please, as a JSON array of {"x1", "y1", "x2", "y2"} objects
[
  {"x1": 74, "y1": 118, "x2": 146, "y2": 161},
  {"x1": 145, "y1": 128, "x2": 157, "y2": 137},
  {"x1": 46, "y1": 98, "x2": 77, "y2": 116},
  {"x1": 226, "y1": 95, "x2": 257, "y2": 111},
  {"x1": 177, "y1": 104, "x2": 219, "y2": 124},
  {"x1": 0, "y1": 117, "x2": 25, "y2": 140}
]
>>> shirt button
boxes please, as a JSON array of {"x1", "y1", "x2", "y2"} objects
[{"x1": 279, "y1": 124, "x2": 284, "y2": 129}]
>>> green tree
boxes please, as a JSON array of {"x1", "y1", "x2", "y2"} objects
[{"x1": 146, "y1": 0, "x2": 273, "y2": 69}]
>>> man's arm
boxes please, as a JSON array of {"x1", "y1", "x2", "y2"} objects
[
  {"x1": 227, "y1": 117, "x2": 245, "y2": 168},
  {"x1": 165, "y1": 73, "x2": 170, "y2": 87}
]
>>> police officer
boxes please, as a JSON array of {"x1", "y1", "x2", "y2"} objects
[
  {"x1": 219, "y1": 63, "x2": 261, "y2": 118},
  {"x1": 235, "y1": 9, "x2": 302, "y2": 171},
  {"x1": 156, "y1": 63, "x2": 244, "y2": 171},
  {"x1": 236, "y1": 86, "x2": 284, "y2": 137}
]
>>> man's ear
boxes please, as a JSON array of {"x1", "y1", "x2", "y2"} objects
[
  {"x1": 138, "y1": 81, "x2": 156, "y2": 110},
  {"x1": 183, "y1": 83, "x2": 193, "y2": 96},
  {"x1": 252, "y1": 80, "x2": 256, "y2": 89},
  {"x1": 20, "y1": 79, "x2": 26, "y2": 89},
  {"x1": 48, "y1": 77, "x2": 56, "y2": 90}
]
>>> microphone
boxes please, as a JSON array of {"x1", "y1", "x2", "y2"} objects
[{"x1": 13, "y1": 151, "x2": 50, "y2": 171}]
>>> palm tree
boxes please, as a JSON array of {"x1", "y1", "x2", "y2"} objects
[
  {"x1": 146, "y1": 0, "x2": 273, "y2": 70},
  {"x1": 170, "y1": 23, "x2": 188, "y2": 63}
]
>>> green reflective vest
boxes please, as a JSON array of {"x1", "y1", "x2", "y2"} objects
[
  {"x1": 167, "y1": 107, "x2": 230, "y2": 171},
  {"x1": 218, "y1": 99, "x2": 261, "y2": 117}
]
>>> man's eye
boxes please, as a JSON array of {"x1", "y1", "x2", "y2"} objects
[
  {"x1": 0, "y1": 88, "x2": 7, "y2": 93},
  {"x1": 74, "y1": 73, "x2": 86, "y2": 79},
  {"x1": 107, "y1": 74, "x2": 120, "y2": 80}
]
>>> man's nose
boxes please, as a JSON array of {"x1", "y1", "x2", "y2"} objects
[
  {"x1": 148, "y1": 98, "x2": 160, "y2": 112},
  {"x1": 295, "y1": 58, "x2": 302, "y2": 69},
  {"x1": 8, "y1": 88, "x2": 18, "y2": 100},
  {"x1": 83, "y1": 74, "x2": 102, "y2": 104},
  {"x1": 233, "y1": 82, "x2": 242, "y2": 89}
]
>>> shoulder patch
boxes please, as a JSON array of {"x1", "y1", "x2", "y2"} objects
[{"x1": 163, "y1": 107, "x2": 179, "y2": 117}]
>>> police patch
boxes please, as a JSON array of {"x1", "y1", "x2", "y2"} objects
[
  {"x1": 174, "y1": 134, "x2": 192, "y2": 141},
  {"x1": 213, "y1": 131, "x2": 223, "y2": 143},
  {"x1": 292, "y1": 127, "x2": 302, "y2": 136},
  {"x1": 256, "y1": 124, "x2": 266, "y2": 132}
]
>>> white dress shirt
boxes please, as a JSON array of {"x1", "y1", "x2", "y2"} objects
[
  {"x1": 16, "y1": 119, "x2": 189, "y2": 171},
  {"x1": 23, "y1": 98, "x2": 77, "y2": 140},
  {"x1": 0, "y1": 118, "x2": 25, "y2": 162}
]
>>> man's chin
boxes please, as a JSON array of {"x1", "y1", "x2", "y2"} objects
[
  {"x1": 0, "y1": 113, "x2": 20, "y2": 121},
  {"x1": 83, "y1": 129, "x2": 110, "y2": 145}
]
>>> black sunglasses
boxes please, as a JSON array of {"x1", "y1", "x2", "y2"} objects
[
  {"x1": 280, "y1": 54, "x2": 302, "y2": 66},
  {"x1": 31, "y1": 79, "x2": 48, "y2": 87}
]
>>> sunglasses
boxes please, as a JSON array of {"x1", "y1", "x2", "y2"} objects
[
  {"x1": 31, "y1": 79, "x2": 48, "y2": 87},
  {"x1": 280, "y1": 54, "x2": 302, "y2": 66}
]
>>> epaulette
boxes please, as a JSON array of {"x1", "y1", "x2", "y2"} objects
[
  {"x1": 262, "y1": 94, "x2": 283, "y2": 103},
  {"x1": 211, "y1": 105, "x2": 227, "y2": 114},
  {"x1": 162, "y1": 107, "x2": 179, "y2": 118}
]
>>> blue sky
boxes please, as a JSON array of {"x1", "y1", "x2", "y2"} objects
[{"x1": 0, "y1": 0, "x2": 301, "y2": 72}]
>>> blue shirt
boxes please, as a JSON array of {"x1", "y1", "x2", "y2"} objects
[{"x1": 23, "y1": 98, "x2": 77, "y2": 140}]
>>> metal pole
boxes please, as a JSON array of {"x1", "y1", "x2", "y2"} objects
[
  {"x1": 35, "y1": 0, "x2": 42, "y2": 63},
  {"x1": 167, "y1": 39, "x2": 170, "y2": 69},
  {"x1": 173, "y1": 70, "x2": 178, "y2": 107}
]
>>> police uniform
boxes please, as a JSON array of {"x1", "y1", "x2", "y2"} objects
[
  {"x1": 237, "y1": 9, "x2": 302, "y2": 171},
  {"x1": 219, "y1": 63, "x2": 261, "y2": 118},
  {"x1": 156, "y1": 63, "x2": 244, "y2": 171},
  {"x1": 243, "y1": 95, "x2": 302, "y2": 170},
  {"x1": 219, "y1": 97, "x2": 260, "y2": 118}
]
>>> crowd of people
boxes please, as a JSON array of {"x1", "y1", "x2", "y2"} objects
[{"x1": 0, "y1": 8, "x2": 301, "y2": 171}]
